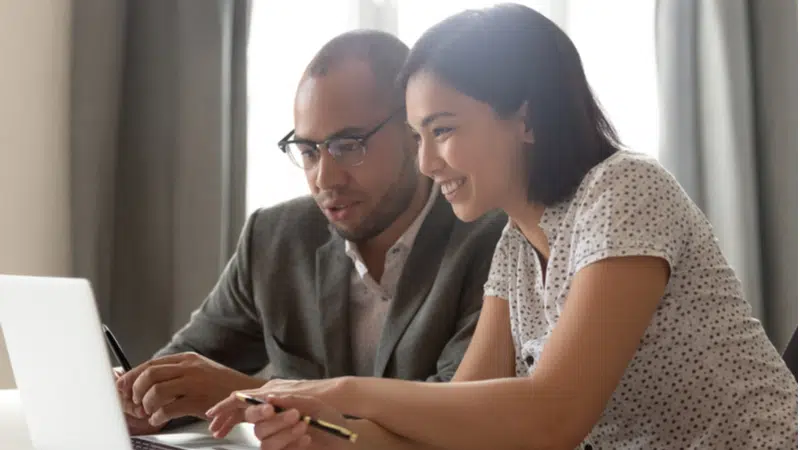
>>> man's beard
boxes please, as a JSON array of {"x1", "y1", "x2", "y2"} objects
[{"x1": 331, "y1": 152, "x2": 420, "y2": 243}]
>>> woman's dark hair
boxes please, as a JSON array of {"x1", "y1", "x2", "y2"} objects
[{"x1": 398, "y1": 3, "x2": 622, "y2": 206}]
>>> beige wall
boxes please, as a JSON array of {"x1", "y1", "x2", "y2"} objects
[{"x1": 0, "y1": 0, "x2": 73, "y2": 388}]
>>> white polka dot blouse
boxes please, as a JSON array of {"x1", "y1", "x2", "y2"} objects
[{"x1": 484, "y1": 151, "x2": 798, "y2": 449}]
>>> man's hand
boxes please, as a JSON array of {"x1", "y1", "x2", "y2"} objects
[
  {"x1": 115, "y1": 352, "x2": 264, "y2": 428},
  {"x1": 114, "y1": 368, "x2": 164, "y2": 436},
  {"x1": 126, "y1": 413, "x2": 166, "y2": 436},
  {"x1": 120, "y1": 394, "x2": 161, "y2": 435}
]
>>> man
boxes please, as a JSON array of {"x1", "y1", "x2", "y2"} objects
[{"x1": 115, "y1": 29, "x2": 505, "y2": 435}]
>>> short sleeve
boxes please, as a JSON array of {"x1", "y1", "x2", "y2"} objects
[
  {"x1": 483, "y1": 223, "x2": 514, "y2": 300},
  {"x1": 571, "y1": 154, "x2": 694, "y2": 273}
]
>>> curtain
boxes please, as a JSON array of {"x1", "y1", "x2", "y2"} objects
[
  {"x1": 655, "y1": 0, "x2": 797, "y2": 347},
  {"x1": 70, "y1": 0, "x2": 250, "y2": 364}
]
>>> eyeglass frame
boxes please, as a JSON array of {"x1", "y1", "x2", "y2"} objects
[{"x1": 277, "y1": 108, "x2": 404, "y2": 169}]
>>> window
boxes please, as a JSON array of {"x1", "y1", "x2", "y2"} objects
[
  {"x1": 397, "y1": 0, "x2": 659, "y2": 157},
  {"x1": 397, "y1": 0, "x2": 512, "y2": 44},
  {"x1": 246, "y1": 0, "x2": 659, "y2": 214},
  {"x1": 565, "y1": 0, "x2": 659, "y2": 157},
  {"x1": 245, "y1": 1, "x2": 357, "y2": 215}
]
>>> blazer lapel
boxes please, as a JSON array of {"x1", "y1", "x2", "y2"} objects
[
  {"x1": 373, "y1": 195, "x2": 455, "y2": 377},
  {"x1": 315, "y1": 230, "x2": 354, "y2": 378}
]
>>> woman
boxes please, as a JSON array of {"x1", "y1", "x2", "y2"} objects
[{"x1": 207, "y1": 4, "x2": 798, "y2": 449}]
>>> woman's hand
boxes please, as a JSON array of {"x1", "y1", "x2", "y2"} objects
[
  {"x1": 205, "y1": 378, "x2": 350, "y2": 439},
  {"x1": 209, "y1": 393, "x2": 352, "y2": 450}
]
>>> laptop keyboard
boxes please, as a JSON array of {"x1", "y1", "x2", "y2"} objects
[{"x1": 130, "y1": 437, "x2": 185, "y2": 450}]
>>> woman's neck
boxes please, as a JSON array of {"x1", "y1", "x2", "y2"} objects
[{"x1": 504, "y1": 198, "x2": 550, "y2": 260}]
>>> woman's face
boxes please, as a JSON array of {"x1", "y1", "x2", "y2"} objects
[{"x1": 406, "y1": 69, "x2": 532, "y2": 222}]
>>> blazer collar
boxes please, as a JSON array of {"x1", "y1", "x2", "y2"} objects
[
  {"x1": 372, "y1": 194, "x2": 455, "y2": 377},
  {"x1": 315, "y1": 232, "x2": 354, "y2": 377}
]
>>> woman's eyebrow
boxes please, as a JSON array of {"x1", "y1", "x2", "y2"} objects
[{"x1": 419, "y1": 111, "x2": 457, "y2": 128}]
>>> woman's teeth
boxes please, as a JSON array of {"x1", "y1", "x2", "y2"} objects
[{"x1": 441, "y1": 178, "x2": 465, "y2": 196}]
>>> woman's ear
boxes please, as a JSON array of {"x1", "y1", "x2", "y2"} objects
[{"x1": 515, "y1": 102, "x2": 535, "y2": 145}]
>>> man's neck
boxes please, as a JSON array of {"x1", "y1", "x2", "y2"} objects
[{"x1": 358, "y1": 176, "x2": 432, "y2": 281}]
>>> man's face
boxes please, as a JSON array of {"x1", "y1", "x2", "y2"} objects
[{"x1": 293, "y1": 60, "x2": 418, "y2": 242}]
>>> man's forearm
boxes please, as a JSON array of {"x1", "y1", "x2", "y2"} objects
[{"x1": 153, "y1": 316, "x2": 268, "y2": 376}]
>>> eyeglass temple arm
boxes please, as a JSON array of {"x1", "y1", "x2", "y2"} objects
[
  {"x1": 278, "y1": 129, "x2": 295, "y2": 146},
  {"x1": 278, "y1": 107, "x2": 402, "y2": 147}
]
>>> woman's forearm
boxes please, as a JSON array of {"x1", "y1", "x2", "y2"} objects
[
  {"x1": 338, "y1": 377, "x2": 575, "y2": 450},
  {"x1": 348, "y1": 419, "x2": 444, "y2": 450}
]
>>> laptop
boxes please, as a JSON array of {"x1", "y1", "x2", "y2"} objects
[{"x1": 0, "y1": 274, "x2": 258, "y2": 450}]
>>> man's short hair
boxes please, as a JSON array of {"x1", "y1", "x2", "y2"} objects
[{"x1": 303, "y1": 29, "x2": 409, "y2": 108}]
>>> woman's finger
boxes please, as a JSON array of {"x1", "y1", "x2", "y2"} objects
[
  {"x1": 252, "y1": 408, "x2": 300, "y2": 441},
  {"x1": 258, "y1": 420, "x2": 309, "y2": 450},
  {"x1": 266, "y1": 395, "x2": 336, "y2": 421},
  {"x1": 244, "y1": 403, "x2": 278, "y2": 423},
  {"x1": 209, "y1": 414, "x2": 242, "y2": 439},
  {"x1": 281, "y1": 434, "x2": 313, "y2": 450},
  {"x1": 206, "y1": 391, "x2": 246, "y2": 417}
]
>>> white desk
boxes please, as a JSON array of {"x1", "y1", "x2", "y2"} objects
[
  {"x1": 1, "y1": 389, "x2": 31, "y2": 448},
  {"x1": 0, "y1": 389, "x2": 259, "y2": 449}
]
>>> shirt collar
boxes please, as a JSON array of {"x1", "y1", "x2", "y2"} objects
[
  {"x1": 507, "y1": 199, "x2": 570, "y2": 245},
  {"x1": 392, "y1": 183, "x2": 438, "y2": 252},
  {"x1": 344, "y1": 184, "x2": 438, "y2": 277},
  {"x1": 538, "y1": 200, "x2": 570, "y2": 242}
]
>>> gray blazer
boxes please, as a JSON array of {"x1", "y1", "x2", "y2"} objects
[{"x1": 155, "y1": 194, "x2": 505, "y2": 381}]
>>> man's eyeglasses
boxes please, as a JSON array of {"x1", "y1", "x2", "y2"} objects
[{"x1": 277, "y1": 109, "x2": 403, "y2": 170}]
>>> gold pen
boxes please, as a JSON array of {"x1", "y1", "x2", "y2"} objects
[{"x1": 234, "y1": 392, "x2": 358, "y2": 443}]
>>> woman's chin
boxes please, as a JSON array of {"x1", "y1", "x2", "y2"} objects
[{"x1": 451, "y1": 201, "x2": 488, "y2": 223}]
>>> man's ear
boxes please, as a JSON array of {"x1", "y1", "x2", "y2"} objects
[{"x1": 516, "y1": 101, "x2": 535, "y2": 145}]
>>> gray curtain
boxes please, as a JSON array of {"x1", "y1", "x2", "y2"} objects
[
  {"x1": 70, "y1": 0, "x2": 250, "y2": 363},
  {"x1": 655, "y1": 0, "x2": 797, "y2": 348}
]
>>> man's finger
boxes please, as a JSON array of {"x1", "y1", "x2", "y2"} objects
[
  {"x1": 117, "y1": 354, "x2": 192, "y2": 391},
  {"x1": 121, "y1": 400, "x2": 135, "y2": 416},
  {"x1": 148, "y1": 396, "x2": 200, "y2": 427},
  {"x1": 126, "y1": 413, "x2": 164, "y2": 436},
  {"x1": 120, "y1": 397, "x2": 143, "y2": 417},
  {"x1": 115, "y1": 372, "x2": 146, "y2": 418},
  {"x1": 131, "y1": 364, "x2": 185, "y2": 405},
  {"x1": 141, "y1": 377, "x2": 184, "y2": 415}
]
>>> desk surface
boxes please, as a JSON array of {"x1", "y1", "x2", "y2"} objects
[
  {"x1": 1, "y1": 389, "x2": 33, "y2": 448},
  {"x1": 0, "y1": 389, "x2": 259, "y2": 449}
]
